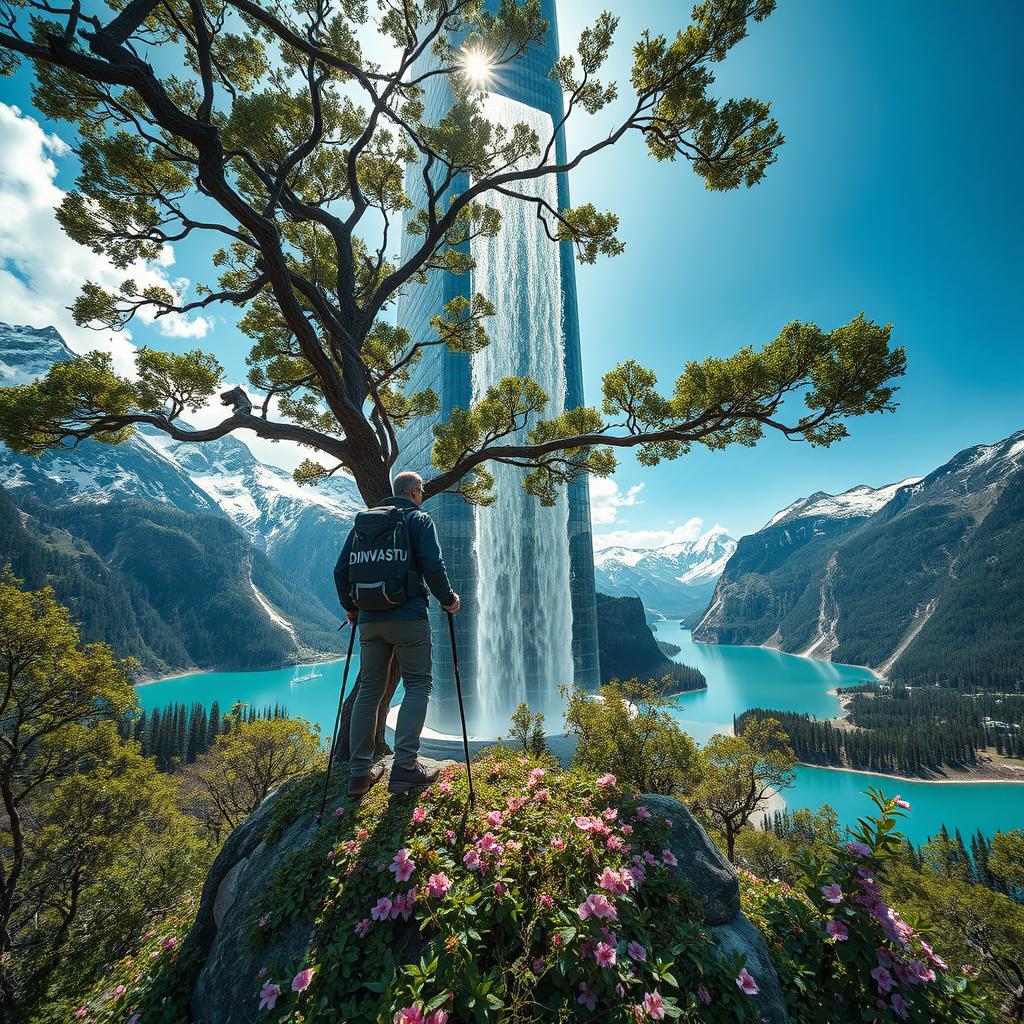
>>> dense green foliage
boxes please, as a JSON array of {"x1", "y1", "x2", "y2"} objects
[
  {"x1": 756, "y1": 812, "x2": 1024, "y2": 1018},
  {"x1": 595, "y1": 594, "x2": 705, "y2": 691},
  {"x1": 690, "y1": 718, "x2": 797, "y2": 862},
  {"x1": 179, "y1": 716, "x2": 324, "y2": 839},
  {"x1": 742, "y1": 791, "x2": 997, "y2": 1023},
  {"x1": 0, "y1": 487, "x2": 346, "y2": 673},
  {"x1": 738, "y1": 687, "x2": 1024, "y2": 775},
  {"x1": 564, "y1": 680, "x2": 700, "y2": 796},
  {"x1": 119, "y1": 700, "x2": 291, "y2": 771},
  {"x1": 0, "y1": 572, "x2": 214, "y2": 1021}
]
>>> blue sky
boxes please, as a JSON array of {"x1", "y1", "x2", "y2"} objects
[{"x1": 1, "y1": 0, "x2": 1021, "y2": 544}]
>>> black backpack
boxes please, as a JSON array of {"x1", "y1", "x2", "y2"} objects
[{"x1": 345, "y1": 506, "x2": 424, "y2": 612}]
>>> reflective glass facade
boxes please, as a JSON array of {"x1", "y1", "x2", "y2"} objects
[{"x1": 396, "y1": 0, "x2": 600, "y2": 733}]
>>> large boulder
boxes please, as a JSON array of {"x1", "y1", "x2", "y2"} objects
[{"x1": 181, "y1": 760, "x2": 788, "y2": 1024}]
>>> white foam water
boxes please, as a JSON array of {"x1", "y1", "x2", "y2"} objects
[{"x1": 470, "y1": 93, "x2": 575, "y2": 733}]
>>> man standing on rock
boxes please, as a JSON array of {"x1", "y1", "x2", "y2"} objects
[{"x1": 334, "y1": 471, "x2": 461, "y2": 797}]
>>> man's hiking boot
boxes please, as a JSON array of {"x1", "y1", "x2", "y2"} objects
[
  {"x1": 348, "y1": 763, "x2": 385, "y2": 798},
  {"x1": 388, "y1": 759, "x2": 440, "y2": 794}
]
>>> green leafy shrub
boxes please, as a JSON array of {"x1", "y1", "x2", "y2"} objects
[
  {"x1": 564, "y1": 681, "x2": 699, "y2": 795},
  {"x1": 742, "y1": 790, "x2": 997, "y2": 1024}
]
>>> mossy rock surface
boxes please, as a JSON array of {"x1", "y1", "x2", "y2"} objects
[{"x1": 179, "y1": 751, "x2": 788, "y2": 1023}]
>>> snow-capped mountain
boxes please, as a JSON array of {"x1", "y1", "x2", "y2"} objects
[
  {"x1": 694, "y1": 430, "x2": 1024, "y2": 689},
  {"x1": 763, "y1": 478, "x2": 922, "y2": 530},
  {"x1": 0, "y1": 321, "x2": 361, "y2": 610},
  {"x1": 0, "y1": 323, "x2": 77, "y2": 384},
  {"x1": 593, "y1": 526, "x2": 737, "y2": 619}
]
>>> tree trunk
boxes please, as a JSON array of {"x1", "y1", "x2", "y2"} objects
[{"x1": 336, "y1": 654, "x2": 399, "y2": 763}]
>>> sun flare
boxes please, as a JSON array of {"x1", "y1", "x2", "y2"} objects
[{"x1": 460, "y1": 47, "x2": 493, "y2": 87}]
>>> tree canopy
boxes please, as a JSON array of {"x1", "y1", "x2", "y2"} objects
[{"x1": 0, "y1": 0, "x2": 905, "y2": 505}]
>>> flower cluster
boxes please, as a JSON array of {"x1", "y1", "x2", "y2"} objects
[
  {"x1": 741, "y1": 789, "x2": 993, "y2": 1024},
  {"x1": 242, "y1": 748, "x2": 762, "y2": 1022}
]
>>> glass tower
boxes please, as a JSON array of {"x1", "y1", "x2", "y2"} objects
[{"x1": 396, "y1": 0, "x2": 600, "y2": 734}]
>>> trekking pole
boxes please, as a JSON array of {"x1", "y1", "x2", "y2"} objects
[
  {"x1": 315, "y1": 620, "x2": 357, "y2": 823},
  {"x1": 447, "y1": 611, "x2": 475, "y2": 807}
]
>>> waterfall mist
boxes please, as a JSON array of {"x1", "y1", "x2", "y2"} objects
[{"x1": 470, "y1": 94, "x2": 576, "y2": 734}]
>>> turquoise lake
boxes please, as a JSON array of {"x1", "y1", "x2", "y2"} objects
[{"x1": 137, "y1": 622, "x2": 1024, "y2": 844}]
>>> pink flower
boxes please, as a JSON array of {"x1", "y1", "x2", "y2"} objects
[
  {"x1": 846, "y1": 841, "x2": 872, "y2": 858},
  {"x1": 463, "y1": 849, "x2": 482, "y2": 871},
  {"x1": 425, "y1": 1011, "x2": 448, "y2": 1024},
  {"x1": 599, "y1": 867, "x2": 633, "y2": 895},
  {"x1": 259, "y1": 981, "x2": 281, "y2": 1010},
  {"x1": 643, "y1": 851, "x2": 658, "y2": 865},
  {"x1": 661, "y1": 849, "x2": 678, "y2": 867},
  {"x1": 821, "y1": 884, "x2": 843, "y2": 904},
  {"x1": 74, "y1": 1009, "x2": 87, "y2": 1020},
  {"x1": 357, "y1": 828, "x2": 369, "y2": 840},
  {"x1": 553, "y1": 933, "x2": 564, "y2": 947},
  {"x1": 334, "y1": 804, "x2": 345, "y2": 818},
  {"x1": 427, "y1": 872, "x2": 451, "y2": 899},
  {"x1": 258, "y1": 914, "x2": 270, "y2": 928},
  {"x1": 371, "y1": 896, "x2": 393, "y2": 921},
  {"x1": 697, "y1": 984, "x2": 711, "y2": 1005},
  {"x1": 412, "y1": 806, "x2": 428, "y2": 824},
  {"x1": 487, "y1": 810, "x2": 504, "y2": 827},
  {"x1": 478, "y1": 832, "x2": 501, "y2": 853},
  {"x1": 326, "y1": 849, "x2": 335, "y2": 861},
  {"x1": 963, "y1": 964, "x2": 979, "y2": 978},
  {"x1": 909, "y1": 959, "x2": 936, "y2": 984},
  {"x1": 538, "y1": 893, "x2": 554, "y2": 910},
  {"x1": 534, "y1": 788, "x2": 550, "y2": 803},
  {"x1": 894, "y1": 796, "x2": 911, "y2": 810},
  {"x1": 602, "y1": 807, "x2": 619, "y2": 821},
  {"x1": 920, "y1": 940, "x2": 948, "y2": 970},
  {"x1": 438, "y1": 781, "x2": 453, "y2": 796},
  {"x1": 445, "y1": 828, "x2": 456, "y2": 842},
  {"x1": 621, "y1": 823, "x2": 633, "y2": 835},
  {"x1": 577, "y1": 892, "x2": 618, "y2": 921},
  {"x1": 642, "y1": 991, "x2": 665, "y2": 1019},
  {"x1": 596, "y1": 773, "x2": 617, "y2": 789},
  {"x1": 291, "y1": 967, "x2": 316, "y2": 993},
  {"x1": 606, "y1": 835, "x2": 624, "y2": 851},
  {"x1": 595, "y1": 942, "x2": 617, "y2": 968},
  {"x1": 891, "y1": 993, "x2": 909, "y2": 1020},
  {"x1": 390, "y1": 891, "x2": 415, "y2": 921},
  {"x1": 871, "y1": 965, "x2": 894, "y2": 994},
  {"x1": 389, "y1": 848, "x2": 416, "y2": 883},
  {"x1": 394, "y1": 1006, "x2": 425, "y2": 1024},
  {"x1": 355, "y1": 918, "x2": 371, "y2": 937},
  {"x1": 736, "y1": 968, "x2": 759, "y2": 996},
  {"x1": 114, "y1": 984, "x2": 127, "y2": 997},
  {"x1": 551, "y1": 836, "x2": 565, "y2": 851},
  {"x1": 826, "y1": 920, "x2": 849, "y2": 941},
  {"x1": 161, "y1": 937, "x2": 177, "y2": 950},
  {"x1": 628, "y1": 940, "x2": 647, "y2": 962},
  {"x1": 495, "y1": 882, "x2": 506, "y2": 897},
  {"x1": 577, "y1": 981, "x2": 598, "y2": 1012},
  {"x1": 527, "y1": 767, "x2": 547, "y2": 788},
  {"x1": 634, "y1": 805, "x2": 651, "y2": 821}
]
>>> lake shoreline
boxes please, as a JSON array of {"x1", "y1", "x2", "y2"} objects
[
  {"x1": 798, "y1": 760, "x2": 1024, "y2": 785},
  {"x1": 133, "y1": 654, "x2": 349, "y2": 688}
]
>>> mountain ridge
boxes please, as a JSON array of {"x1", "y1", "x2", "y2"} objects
[{"x1": 694, "y1": 430, "x2": 1024, "y2": 688}]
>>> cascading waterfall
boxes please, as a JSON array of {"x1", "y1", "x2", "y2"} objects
[{"x1": 471, "y1": 94, "x2": 575, "y2": 734}]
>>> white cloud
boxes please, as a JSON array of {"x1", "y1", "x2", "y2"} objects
[
  {"x1": 593, "y1": 517, "x2": 709, "y2": 551},
  {"x1": 589, "y1": 477, "x2": 645, "y2": 525},
  {"x1": 0, "y1": 102, "x2": 210, "y2": 374}
]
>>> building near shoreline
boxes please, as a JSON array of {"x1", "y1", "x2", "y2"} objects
[{"x1": 396, "y1": 0, "x2": 600, "y2": 735}]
